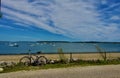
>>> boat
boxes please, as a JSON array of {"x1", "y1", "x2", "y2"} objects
[{"x1": 9, "y1": 43, "x2": 19, "y2": 47}]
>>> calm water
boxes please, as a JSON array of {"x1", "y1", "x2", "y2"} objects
[{"x1": 0, "y1": 41, "x2": 120, "y2": 54}]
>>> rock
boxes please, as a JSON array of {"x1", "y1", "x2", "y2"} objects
[
  {"x1": 0, "y1": 68, "x2": 4, "y2": 72},
  {"x1": 73, "y1": 58, "x2": 79, "y2": 61},
  {"x1": 6, "y1": 62, "x2": 11, "y2": 66},
  {"x1": 0, "y1": 61, "x2": 7, "y2": 67},
  {"x1": 0, "y1": 61, "x2": 16, "y2": 67},
  {"x1": 50, "y1": 60, "x2": 55, "y2": 64}
]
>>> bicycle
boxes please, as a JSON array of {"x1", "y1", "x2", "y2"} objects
[{"x1": 19, "y1": 50, "x2": 48, "y2": 66}]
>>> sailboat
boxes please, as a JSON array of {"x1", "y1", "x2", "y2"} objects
[{"x1": 9, "y1": 43, "x2": 19, "y2": 47}]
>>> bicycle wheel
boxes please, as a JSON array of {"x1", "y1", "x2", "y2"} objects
[
  {"x1": 19, "y1": 56, "x2": 33, "y2": 66},
  {"x1": 37, "y1": 56, "x2": 48, "y2": 65}
]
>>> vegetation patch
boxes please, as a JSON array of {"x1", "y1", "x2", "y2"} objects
[{"x1": 1, "y1": 58, "x2": 120, "y2": 73}]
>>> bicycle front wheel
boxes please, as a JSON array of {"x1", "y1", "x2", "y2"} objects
[{"x1": 37, "y1": 56, "x2": 48, "y2": 65}]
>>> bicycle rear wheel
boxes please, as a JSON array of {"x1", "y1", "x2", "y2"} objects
[{"x1": 19, "y1": 56, "x2": 34, "y2": 66}]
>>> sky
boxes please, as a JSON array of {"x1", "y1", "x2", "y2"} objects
[{"x1": 0, "y1": 0, "x2": 120, "y2": 41}]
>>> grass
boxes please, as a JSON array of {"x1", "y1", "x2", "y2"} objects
[
  {"x1": 1, "y1": 58, "x2": 120, "y2": 73},
  {"x1": 1, "y1": 63, "x2": 79, "y2": 73}
]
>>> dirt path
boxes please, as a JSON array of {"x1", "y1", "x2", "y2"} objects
[{"x1": 0, "y1": 65, "x2": 120, "y2": 78}]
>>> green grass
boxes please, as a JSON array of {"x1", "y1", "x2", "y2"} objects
[
  {"x1": 1, "y1": 63, "x2": 79, "y2": 73},
  {"x1": 1, "y1": 59, "x2": 120, "y2": 73}
]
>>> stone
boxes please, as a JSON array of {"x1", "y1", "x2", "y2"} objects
[
  {"x1": 0, "y1": 68, "x2": 4, "y2": 72},
  {"x1": 50, "y1": 60, "x2": 55, "y2": 64}
]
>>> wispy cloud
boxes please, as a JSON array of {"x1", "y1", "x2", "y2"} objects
[
  {"x1": 99, "y1": 2, "x2": 120, "y2": 12},
  {"x1": 1, "y1": 0, "x2": 120, "y2": 41},
  {"x1": 0, "y1": 25, "x2": 15, "y2": 29}
]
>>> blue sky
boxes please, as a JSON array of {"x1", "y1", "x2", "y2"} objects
[{"x1": 0, "y1": 0, "x2": 120, "y2": 41}]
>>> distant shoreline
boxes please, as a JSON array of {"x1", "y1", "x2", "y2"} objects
[{"x1": 0, "y1": 41, "x2": 120, "y2": 43}]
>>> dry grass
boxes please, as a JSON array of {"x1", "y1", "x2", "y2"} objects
[{"x1": 0, "y1": 53, "x2": 120, "y2": 63}]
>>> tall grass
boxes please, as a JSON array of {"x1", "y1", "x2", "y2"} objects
[
  {"x1": 57, "y1": 48, "x2": 68, "y2": 63},
  {"x1": 95, "y1": 45, "x2": 107, "y2": 61}
]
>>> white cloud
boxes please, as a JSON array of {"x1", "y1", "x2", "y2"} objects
[
  {"x1": 110, "y1": 16, "x2": 120, "y2": 20},
  {"x1": 1, "y1": 0, "x2": 120, "y2": 41},
  {"x1": 99, "y1": 2, "x2": 120, "y2": 12},
  {"x1": 101, "y1": 0, "x2": 107, "y2": 5}
]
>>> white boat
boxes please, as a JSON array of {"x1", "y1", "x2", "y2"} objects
[
  {"x1": 9, "y1": 43, "x2": 19, "y2": 47},
  {"x1": 36, "y1": 43, "x2": 40, "y2": 45},
  {"x1": 52, "y1": 43, "x2": 56, "y2": 46},
  {"x1": 40, "y1": 43, "x2": 43, "y2": 45},
  {"x1": 30, "y1": 44, "x2": 35, "y2": 47}
]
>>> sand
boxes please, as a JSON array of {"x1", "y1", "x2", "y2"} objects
[
  {"x1": 0, "y1": 65, "x2": 120, "y2": 78},
  {"x1": 0, "y1": 53, "x2": 120, "y2": 63}
]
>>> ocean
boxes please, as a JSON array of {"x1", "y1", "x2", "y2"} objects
[{"x1": 0, "y1": 41, "x2": 120, "y2": 54}]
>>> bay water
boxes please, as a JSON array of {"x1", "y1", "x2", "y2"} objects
[{"x1": 0, "y1": 41, "x2": 120, "y2": 54}]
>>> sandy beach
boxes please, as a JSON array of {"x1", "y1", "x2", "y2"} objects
[{"x1": 0, "y1": 53, "x2": 120, "y2": 63}]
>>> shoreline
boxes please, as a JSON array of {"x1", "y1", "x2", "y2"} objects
[
  {"x1": 0, "y1": 52, "x2": 120, "y2": 63},
  {"x1": 0, "y1": 51, "x2": 120, "y2": 55}
]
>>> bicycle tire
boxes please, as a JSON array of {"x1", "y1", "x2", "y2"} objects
[
  {"x1": 19, "y1": 56, "x2": 34, "y2": 66},
  {"x1": 37, "y1": 56, "x2": 48, "y2": 65}
]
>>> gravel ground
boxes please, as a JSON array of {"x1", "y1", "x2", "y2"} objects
[{"x1": 0, "y1": 65, "x2": 120, "y2": 78}]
